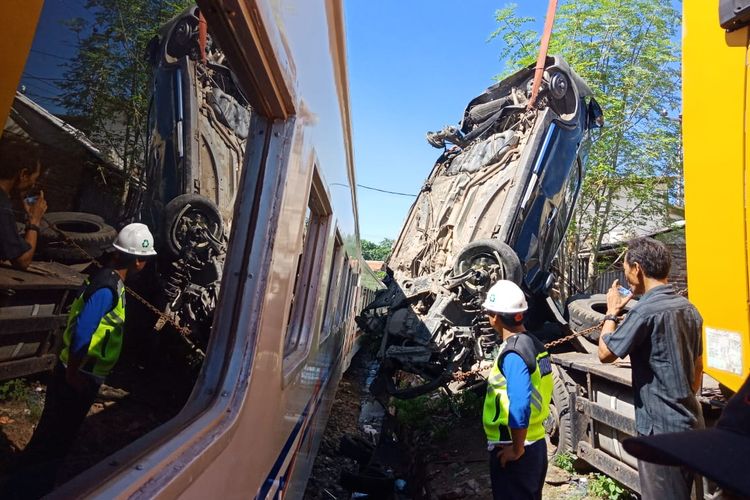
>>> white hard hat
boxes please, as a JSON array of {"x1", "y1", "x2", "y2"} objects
[
  {"x1": 482, "y1": 280, "x2": 527, "y2": 314},
  {"x1": 113, "y1": 223, "x2": 157, "y2": 257}
]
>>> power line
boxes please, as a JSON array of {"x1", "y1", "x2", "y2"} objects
[
  {"x1": 23, "y1": 72, "x2": 67, "y2": 83},
  {"x1": 332, "y1": 182, "x2": 416, "y2": 197},
  {"x1": 358, "y1": 183, "x2": 416, "y2": 197},
  {"x1": 30, "y1": 49, "x2": 70, "y2": 61}
]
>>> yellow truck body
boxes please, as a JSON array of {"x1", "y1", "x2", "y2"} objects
[{"x1": 684, "y1": 1, "x2": 750, "y2": 392}]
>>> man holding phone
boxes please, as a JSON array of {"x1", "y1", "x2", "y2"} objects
[
  {"x1": 597, "y1": 237, "x2": 704, "y2": 499},
  {"x1": 0, "y1": 135, "x2": 48, "y2": 270}
]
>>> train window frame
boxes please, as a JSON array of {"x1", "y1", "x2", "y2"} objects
[
  {"x1": 320, "y1": 231, "x2": 344, "y2": 344},
  {"x1": 283, "y1": 166, "x2": 332, "y2": 372},
  {"x1": 335, "y1": 261, "x2": 351, "y2": 327},
  {"x1": 343, "y1": 270, "x2": 359, "y2": 324}
]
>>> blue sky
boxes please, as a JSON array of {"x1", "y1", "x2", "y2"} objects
[
  {"x1": 345, "y1": 1, "x2": 544, "y2": 242},
  {"x1": 20, "y1": 0, "x2": 547, "y2": 244}
]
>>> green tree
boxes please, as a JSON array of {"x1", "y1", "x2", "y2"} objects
[
  {"x1": 56, "y1": 0, "x2": 192, "y2": 173},
  {"x1": 490, "y1": 1, "x2": 681, "y2": 291},
  {"x1": 361, "y1": 238, "x2": 394, "y2": 261}
]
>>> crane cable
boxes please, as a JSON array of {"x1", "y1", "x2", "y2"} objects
[{"x1": 527, "y1": 0, "x2": 559, "y2": 110}]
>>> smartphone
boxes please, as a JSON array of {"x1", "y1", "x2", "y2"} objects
[
  {"x1": 618, "y1": 286, "x2": 632, "y2": 297},
  {"x1": 24, "y1": 195, "x2": 38, "y2": 205}
]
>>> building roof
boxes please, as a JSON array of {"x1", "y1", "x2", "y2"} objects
[{"x1": 366, "y1": 260, "x2": 384, "y2": 272}]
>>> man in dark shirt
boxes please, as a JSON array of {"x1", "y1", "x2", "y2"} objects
[
  {"x1": 598, "y1": 237, "x2": 703, "y2": 499},
  {"x1": 0, "y1": 135, "x2": 48, "y2": 269}
]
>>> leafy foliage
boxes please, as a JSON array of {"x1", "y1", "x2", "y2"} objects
[
  {"x1": 490, "y1": 1, "x2": 682, "y2": 291},
  {"x1": 56, "y1": 0, "x2": 192, "y2": 173},
  {"x1": 361, "y1": 238, "x2": 394, "y2": 261},
  {"x1": 553, "y1": 451, "x2": 576, "y2": 473},
  {"x1": 0, "y1": 379, "x2": 29, "y2": 401},
  {"x1": 0, "y1": 379, "x2": 43, "y2": 419},
  {"x1": 393, "y1": 390, "x2": 484, "y2": 443},
  {"x1": 588, "y1": 473, "x2": 636, "y2": 500}
]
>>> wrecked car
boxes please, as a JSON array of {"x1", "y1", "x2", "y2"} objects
[
  {"x1": 142, "y1": 6, "x2": 251, "y2": 347},
  {"x1": 360, "y1": 56, "x2": 603, "y2": 398}
]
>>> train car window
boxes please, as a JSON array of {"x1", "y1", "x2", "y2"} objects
[
  {"x1": 320, "y1": 233, "x2": 344, "y2": 343},
  {"x1": 335, "y1": 257, "x2": 350, "y2": 325},
  {"x1": 343, "y1": 271, "x2": 359, "y2": 322},
  {"x1": 284, "y1": 168, "x2": 332, "y2": 361}
]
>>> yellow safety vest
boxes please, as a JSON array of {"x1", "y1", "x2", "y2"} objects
[
  {"x1": 483, "y1": 333, "x2": 553, "y2": 443},
  {"x1": 60, "y1": 270, "x2": 125, "y2": 378}
]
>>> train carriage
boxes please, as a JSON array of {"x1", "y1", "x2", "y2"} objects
[{"x1": 2, "y1": 0, "x2": 375, "y2": 498}]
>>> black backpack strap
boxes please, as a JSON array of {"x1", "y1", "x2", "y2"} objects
[
  {"x1": 498, "y1": 334, "x2": 541, "y2": 375},
  {"x1": 82, "y1": 268, "x2": 120, "y2": 312}
]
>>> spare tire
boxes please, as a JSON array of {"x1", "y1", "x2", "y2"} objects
[
  {"x1": 567, "y1": 293, "x2": 637, "y2": 343},
  {"x1": 452, "y1": 239, "x2": 522, "y2": 285},
  {"x1": 39, "y1": 212, "x2": 117, "y2": 262},
  {"x1": 162, "y1": 194, "x2": 223, "y2": 258}
]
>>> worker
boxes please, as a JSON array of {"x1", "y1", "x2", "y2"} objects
[
  {"x1": 597, "y1": 237, "x2": 703, "y2": 499},
  {"x1": 482, "y1": 280, "x2": 553, "y2": 500},
  {"x1": 622, "y1": 373, "x2": 750, "y2": 499},
  {"x1": 8, "y1": 223, "x2": 157, "y2": 499},
  {"x1": 0, "y1": 134, "x2": 48, "y2": 270}
]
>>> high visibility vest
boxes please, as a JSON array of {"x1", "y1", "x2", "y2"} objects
[
  {"x1": 60, "y1": 269, "x2": 125, "y2": 378},
  {"x1": 483, "y1": 333, "x2": 553, "y2": 443}
]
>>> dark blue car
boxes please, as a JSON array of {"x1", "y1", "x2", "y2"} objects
[{"x1": 361, "y1": 56, "x2": 602, "y2": 398}]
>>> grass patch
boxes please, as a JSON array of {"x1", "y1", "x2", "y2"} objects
[
  {"x1": 392, "y1": 390, "x2": 486, "y2": 443},
  {"x1": 0, "y1": 379, "x2": 30, "y2": 401},
  {"x1": 588, "y1": 473, "x2": 636, "y2": 500},
  {"x1": 553, "y1": 451, "x2": 576, "y2": 473},
  {"x1": 0, "y1": 378, "x2": 44, "y2": 420}
]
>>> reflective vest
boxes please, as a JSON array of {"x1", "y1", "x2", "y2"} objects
[
  {"x1": 60, "y1": 269, "x2": 125, "y2": 378},
  {"x1": 483, "y1": 332, "x2": 553, "y2": 443}
]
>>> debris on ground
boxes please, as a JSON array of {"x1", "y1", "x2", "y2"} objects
[{"x1": 308, "y1": 352, "x2": 636, "y2": 499}]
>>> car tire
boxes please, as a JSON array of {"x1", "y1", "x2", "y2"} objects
[
  {"x1": 567, "y1": 293, "x2": 636, "y2": 343},
  {"x1": 452, "y1": 239, "x2": 523, "y2": 284},
  {"x1": 162, "y1": 194, "x2": 223, "y2": 258},
  {"x1": 39, "y1": 211, "x2": 117, "y2": 262},
  {"x1": 546, "y1": 365, "x2": 573, "y2": 460}
]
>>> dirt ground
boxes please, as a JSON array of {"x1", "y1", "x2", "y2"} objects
[
  {"x1": 0, "y1": 328, "x2": 196, "y2": 488},
  {"x1": 306, "y1": 352, "x2": 621, "y2": 500}
]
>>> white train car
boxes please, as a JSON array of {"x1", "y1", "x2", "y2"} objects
[{"x1": 1, "y1": 0, "x2": 375, "y2": 497}]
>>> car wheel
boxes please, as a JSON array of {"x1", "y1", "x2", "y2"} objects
[
  {"x1": 452, "y1": 239, "x2": 522, "y2": 284},
  {"x1": 380, "y1": 358, "x2": 454, "y2": 400},
  {"x1": 163, "y1": 194, "x2": 223, "y2": 258},
  {"x1": 545, "y1": 365, "x2": 573, "y2": 460},
  {"x1": 39, "y1": 211, "x2": 117, "y2": 262}
]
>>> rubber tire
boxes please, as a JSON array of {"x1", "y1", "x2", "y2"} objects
[
  {"x1": 380, "y1": 358, "x2": 454, "y2": 400},
  {"x1": 567, "y1": 293, "x2": 637, "y2": 343},
  {"x1": 546, "y1": 365, "x2": 573, "y2": 460},
  {"x1": 452, "y1": 239, "x2": 523, "y2": 285},
  {"x1": 39, "y1": 211, "x2": 117, "y2": 262},
  {"x1": 162, "y1": 194, "x2": 223, "y2": 258}
]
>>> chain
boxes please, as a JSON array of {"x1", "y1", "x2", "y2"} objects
[
  {"x1": 40, "y1": 217, "x2": 194, "y2": 340},
  {"x1": 543, "y1": 323, "x2": 602, "y2": 348},
  {"x1": 452, "y1": 286, "x2": 690, "y2": 381},
  {"x1": 451, "y1": 322, "x2": 602, "y2": 381}
]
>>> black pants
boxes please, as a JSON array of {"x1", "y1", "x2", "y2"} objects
[
  {"x1": 638, "y1": 459, "x2": 702, "y2": 500},
  {"x1": 6, "y1": 363, "x2": 101, "y2": 500},
  {"x1": 489, "y1": 439, "x2": 548, "y2": 500}
]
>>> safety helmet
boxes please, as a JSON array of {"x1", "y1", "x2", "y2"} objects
[
  {"x1": 481, "y1": 280, "x2": 527, "y2": 314},
  {"x1": 113, "y1": 223, "x2": 157, "y2": 257}
]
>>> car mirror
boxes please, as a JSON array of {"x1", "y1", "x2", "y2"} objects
[{"x1": 588, "y1": 98, "x2": 604, "y2": 129}]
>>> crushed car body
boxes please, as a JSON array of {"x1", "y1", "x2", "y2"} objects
[
  {"x1": 142, "y1": 6, "x2": 251, "y2": 348},
  {"x1": 359, "y1": 56, "x2": 603, "y2": 399}
]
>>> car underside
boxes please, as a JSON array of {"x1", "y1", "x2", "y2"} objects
[{"x1": 359, "y1": 56, "x2": 603, "y2": 399}]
